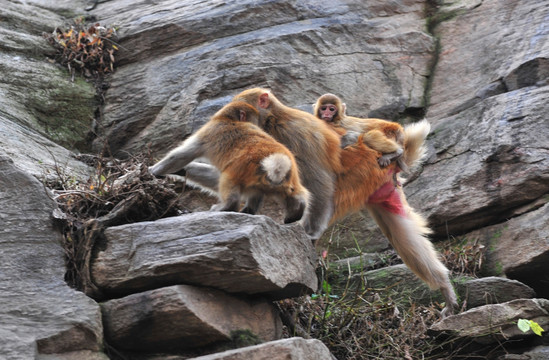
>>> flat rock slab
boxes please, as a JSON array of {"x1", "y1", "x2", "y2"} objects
[
  {"x1": 102, "y1": 285, "x2": 282, "y2": 351},
  {"x1": 92, "y1": 212, "x2": 317, "y2": 299},
  {"x1": 189, "y1": 337, "x2": 333, "y2": 360},
  {"x1": 429, "y1": 298, "x2": 549, "y2": 345},
  {"x1": 463, "y1": 277, "x2": 536, "y2": 309}
]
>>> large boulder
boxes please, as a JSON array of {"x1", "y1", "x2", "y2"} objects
[
  {"x1": 0, "y1": 156, "x2": 105, "y2": 359},
  {"x1": 406, "y1": 0, "x2": 549, "y2": 237},
  {"x1": 429, "y1": 299, "x2": 549, "y2": 345},
  {"x1": 102, "y1": 285, "x2": 282, "y2": 352},
  {"x1": 91, "y1": 212, "x2": 318, "y2": 299},
  {"x1": 463, "y1": 202, "x2": 549, "y2": 299}
]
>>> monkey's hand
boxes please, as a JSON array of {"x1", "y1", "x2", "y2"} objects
[
  {"x1": 340, "y1": 131, "x2": 361, "y2": 148},
  {"x1": 377, "y1": 149, "x2": 404, "y2": 168}
]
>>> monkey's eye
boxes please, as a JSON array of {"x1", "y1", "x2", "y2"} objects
[{"x1": 320, "y1": 105, "x2": 336, "y2": 112}]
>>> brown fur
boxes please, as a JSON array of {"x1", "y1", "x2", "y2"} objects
[
  {"x1": 313, "y1": 93, "x2": 406, "y2": 169},
  {"x1": 150, "y1": 101, "x2": 309, "y2": 223},
  {"x1": 234, "y1": 89, "x2": 457, "y2": 316}
]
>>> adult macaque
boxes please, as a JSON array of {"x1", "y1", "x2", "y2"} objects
[
  {"x1": 233, "y1": 88, "x2": 456, "y2": 316},
  {"x1": 313, "y1": 93, "x2": 407, "y2": 170},
  {"x1": 150, "y1": 100, "x2": 309, "y2": 223},
  {"x1": 153, "y1": 89, "x2": 457, "y2": 317}
]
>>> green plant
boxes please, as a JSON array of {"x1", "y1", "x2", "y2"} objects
[{"x1": 517, "y1": 319, "x2": 545, "y2": 336}]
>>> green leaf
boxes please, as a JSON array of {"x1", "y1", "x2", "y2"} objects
[
  {"x1": 517, "y1": 319, "x2": 545, "y2": 336},
  {"x1": 517, "y1": 319, "x2": 531, "y2": 333},
  {"x1": 322, "y1": 280, "x2": 332, "y2": 295},
  {"x1": 530, "y1": 321, "x2": 545, "y2": 336}
]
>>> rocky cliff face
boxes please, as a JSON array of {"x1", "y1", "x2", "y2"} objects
[{"x1": 1, "y1": 0, "x2": 548, "y2": 359}]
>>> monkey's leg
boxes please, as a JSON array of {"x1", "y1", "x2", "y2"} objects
[
  {"x1": 183, "y1": 161, "x2": 220, "y2": 193},
  {"x1": 241, "y1": 192, "x2": 264, "y2": 215},
  {"x1": 339, "y1": 131, "x2": 361, "y2": 148},
  {"x1": 283, "y1": 194, "x2": 306, "y2": 224},
  {"x1": 210, "y1": 175, "x2": 241, "y2": 212},
  {"x1": 366, "y1": 185, "x2": 458, "y2": 317},
  {"x1": 299, "y1": 168, "x2": 335, "y2": 240}
]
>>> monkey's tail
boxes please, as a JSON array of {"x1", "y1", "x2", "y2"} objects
[
  {"x1": 366, "y1": 199, "x2": 450, "y2": 292},
  {"x1": 402, "y1": 119, "x2": 430, "y2": 171}
]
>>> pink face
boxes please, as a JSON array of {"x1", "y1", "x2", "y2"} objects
[{"x1": 319, "y1": 103, "x2": 337, "y2": 122}]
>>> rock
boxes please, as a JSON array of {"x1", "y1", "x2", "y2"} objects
[
  {"x1": 0, "y1": 156, "x2": 104, "y2": 359},
  {"x1": 429, "y1": 298, "x2": 549, "y2": 345},
  {"x1": 407, "y1": 86, "x2": 549, "y2": 237},
  {"x1": 0, "y1": 0, "x2": 93, "y2": 180},
  {"x1": 189, "y1": 337, "x2": 334, "y2": 360},
  {"x1": 427, "y1": 0, "x2": 549, "y2": 122},
  {"x1": 463, "y1": 202, "x2": 549, "y2": 299},
  {"x1": 499, "y1": 346, "x2": 549, "y2": 360},
  {"x1": 359, "y1": 264, "x2": 467, "y2": 308},
  {"x1": 89, "y1": 0, "x2": 435, "y2": 157},
  {"x1": 405, "y1": 0, "x2": 549, "y2": 238},
  {"x1": 318, "y1": 212, "x2": 391, "y2": 257},
  {"x1": 101, "y1": 285, "x2": 282, "y2": 352},
  {"x1": 463, "y1": 277, "x2": 536, "y2": 309},
  {"x1": 91, "y1": 212, "x2": 317, "y2": 299}
]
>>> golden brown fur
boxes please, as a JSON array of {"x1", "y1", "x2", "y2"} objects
[
  {"x1": 234, "y1": 89, "x2": 456, "y2": 316},
  {"x1": 150, "y1": 101, "x2": 309, "y2": 223},
  {"x1": 313, "y1": 93, "x2": 406, "y2": 169}
]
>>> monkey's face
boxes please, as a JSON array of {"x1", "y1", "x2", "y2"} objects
[{"x1": 318, "y1": 103, "x2": 338, "y2": 122}]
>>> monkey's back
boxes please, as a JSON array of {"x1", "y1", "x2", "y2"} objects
[
  {"x1": 331, "y1": 140, "x2": 397, "y2": 222},
  {"x1": 205, "y1": 120, "x2": 299, "y2": 193}
]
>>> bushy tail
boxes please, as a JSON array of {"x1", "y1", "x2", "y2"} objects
[
  {"x1": 261, "y1": 153, "x2": 292, "y2": 186},
  {"x1": 366, "y1": 190, "x2": 458, "y2": 316},
  {"x1": 402, "y1": 119, "x2": 430, "y2": 171}
]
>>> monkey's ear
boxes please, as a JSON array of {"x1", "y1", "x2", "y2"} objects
[
  {"x1": 239, "y1": 110, "x2": 246, "y2": 122},
  {"x1": 342, "y1": 103, "x2": 347, "y2": 116},
  {"x1": 259, "y1": 93, "x2": 270, "y2": 109}
]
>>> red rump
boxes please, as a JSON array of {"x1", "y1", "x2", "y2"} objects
[{"x1": 368, "y1": 181, "x2": 406, "y2": 217}]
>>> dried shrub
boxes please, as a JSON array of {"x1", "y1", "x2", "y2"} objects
[
  {"x1": 279, "y1": 275, "x2": 454, "y2": 359},
  {"x1": 49, "y1": 154, "x2": 187, "y2": 297},
  {"x1": 44, "y1": 17, "x2": 119, "y2": 79},
  {"x1": 439, "y1": 237, "x2": 485, "y2": 277}
]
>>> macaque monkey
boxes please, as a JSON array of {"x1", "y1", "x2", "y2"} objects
[
  {"x1": 232, "y1": 89, "x2": 456, "y2": 316},
  {"x1": 313, "y1": 93, "x2": 408, "y2": 170},
  {"x1": 149, "y1": 101, "x2": 310, "y2": 224},
  {"x1": 156, "y1": 89, "x2": 457, "y2": 317}
]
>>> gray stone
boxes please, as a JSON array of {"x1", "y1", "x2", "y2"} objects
[
  {"x1": 102, "y1": 285, "x2": 282, "y2": 351},
  {"x1": 499, "y1": 346, "x2": 549, "y2": 360},
  {"x1": 429, "y1": 298, "x2": 549, "y2": 345},
  {"x1": 0, "y1": 156, "x2": 104, "y2": 359},
  {"x1": 427, "y1": 0, "x2": 549, "y2": 122},
  {"x1": 92, "y1": 212, "x2": 317, "y2": 299},
  {"x1": 0, "y1": 0, "x2": 93, "y2": 180},
  {"x1": 464, "y1": 203, "x2": 549, "y2": 299},
  {"x1": 189, "y1": 337, "x2": 334, "y2": 360},
  {"x1": 405, "y1": 0, "x2": 549, "y2": 239},
  {"x1": 360, "y1": 264, "x2": 459, "y2": 308},
  {"x1": 464, "y1": 277, "x2": 536, "y2": 309},
  {"x1": 407, "y1": 86, "x2": 549, "y2": 237}
]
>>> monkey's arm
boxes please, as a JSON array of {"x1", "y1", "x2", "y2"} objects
[
  {"x1": 342, "y1": 130, "x2": 403, "y2": 168},
  {"x1": 150, "y1": 134, "x2": 205, "y2": 176}
]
